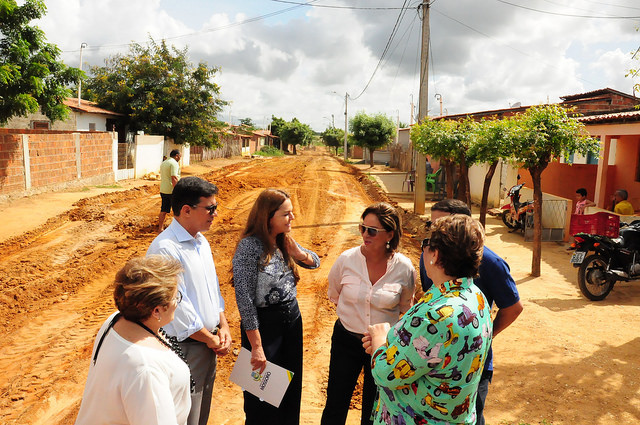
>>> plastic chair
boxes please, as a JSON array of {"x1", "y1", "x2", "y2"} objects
[
  {"x1": 426, "y1": 168, "x2": 441, "y2": 192},
  {"x1": 402, "y1": 170, "x2": 415, "y2": 192}
]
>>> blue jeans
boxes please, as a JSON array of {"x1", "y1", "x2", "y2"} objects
[{"x1": 475, "y1": 370, "x2": 493, "y2": 425}]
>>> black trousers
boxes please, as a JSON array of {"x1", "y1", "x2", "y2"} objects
[
  {"x1": 321, "y1": 320, "x2": 375, "y2": 425},
  {"x1": 240, "y1": 299, "x2": 303, "y2": 425}
]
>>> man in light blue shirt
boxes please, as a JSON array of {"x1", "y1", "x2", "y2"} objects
[{"x1": 148, "y1": 176, "x2": 231, "y2": 425}]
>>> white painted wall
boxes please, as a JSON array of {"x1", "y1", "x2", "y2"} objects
[
  {"x1": 134, "y1": 135, "x2": 164, "y2": 178},
  {"x1": 165, "y1": 139, "x2": 191, "y2": 168},
  {"x1": 75, "y1": 113, "x2": 108, "y2": 132},
  {"x1": 469, "y1": 161, "x2": 520, "y2": 208}
]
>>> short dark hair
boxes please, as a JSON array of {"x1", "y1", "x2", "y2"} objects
[
  {"x1": 172, "y1": 176, "x2": 219, "y2": 216},
  {"x1": 361, "y1": 202, "x2": 402, "y2": 252},
  {"x1": 431, "y1": 199, "x2": 471, "y2": 217},
  {"x1": 169, "y1": 149, "x2": 180, "y2": 158},
  {"x1": 576, "y1": 188, "x2": 587, "y2": 197},
  {"x1": 427, "y1": 214, "x2": 484, "y2": 278},
  {"x1": 616, "y1": 189, "x2": 629, "y2": 200}
]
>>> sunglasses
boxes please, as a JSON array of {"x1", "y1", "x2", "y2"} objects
[
  {"x1": 191, "y1": 203, "x2": 218, "y2": 215},
  {"x1": 174, "y1": 291, "x2": 183, "y2": 304},
  {"x1": 359, "y1": 224, "x2": 387, "y2": 237},
  {"x1": 421, "y1": 238, "x2": 431, "y2": 250}
]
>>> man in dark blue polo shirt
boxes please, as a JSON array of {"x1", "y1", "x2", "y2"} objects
[{"x1": 419, "y1": 199, "x2": 523, "y2": 425}]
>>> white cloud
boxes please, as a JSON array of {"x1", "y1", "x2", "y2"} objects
[{"x1": 32, "y1": 0, "x2": 640, "y2": 131}]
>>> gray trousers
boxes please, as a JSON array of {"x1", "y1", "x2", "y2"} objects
[{"x1": 180, "y1": 340, "x2": 217, "y2": 425}]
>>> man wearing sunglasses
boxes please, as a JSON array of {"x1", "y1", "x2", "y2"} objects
[
  {"x1": 419, "y1": 199, "x2": 523, "y2": 425},
  {"x1": 147, "y1": 176, "x2": 231, "y2": 425}
]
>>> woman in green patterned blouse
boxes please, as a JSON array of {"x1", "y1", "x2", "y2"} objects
[{"x1": 363, "y1": 214, "x2": 493, "y2": 424}]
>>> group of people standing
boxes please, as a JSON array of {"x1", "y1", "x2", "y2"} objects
[{"x1": 75, "y1": 164, "x2": 522, "y2": 424}]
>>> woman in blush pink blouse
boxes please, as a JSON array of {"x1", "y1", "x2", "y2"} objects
[{"x1": 321, "y1": 202, "x2": 416, "y2": 425}]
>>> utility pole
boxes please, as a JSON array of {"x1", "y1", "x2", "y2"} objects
[
  {"x1": 343, "y1": 92, "x2": 349, "y2": 161},
  {"x1": 414, "y1": 0, "x2": 429, "y2": 215},
  {"x1": 78, "y1": 42, "x2": 87, "y2": 107}
]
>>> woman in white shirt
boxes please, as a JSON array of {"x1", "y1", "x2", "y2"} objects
[
  {"x1": 321, "y1": 202, "x2": 415, "y2": 425},
  {"x1": 75, "y1": 256, "x2": 192, "y2": 425}
]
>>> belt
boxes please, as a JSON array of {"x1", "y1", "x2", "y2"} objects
[{"x1": 183, "y1": 326, "x2": 219, "y2": 343}]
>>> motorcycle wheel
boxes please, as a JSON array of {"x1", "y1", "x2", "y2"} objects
[
  {"x1": 502, "y1": 210, "x2": 517, "y2": 229},
  {"x1": 577, "y1": 254, "x2": 615, "y2": 301}
]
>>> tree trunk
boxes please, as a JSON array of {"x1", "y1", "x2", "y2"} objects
[
  {"x1": 445, "y1": 161, "x2": 456, "y2": 199},
  {"x1": 458, "y1": 155, "x2": 471, "y2": 206},
  {"x1": 530, "y1": 165, "x2": 546, "y2": 277},
  {"x1": 369, "y1": 148, "x2": 375, "y2": 168},
  {"x1": 479, "y1": 161, "x2": 499, "y2": 228}
]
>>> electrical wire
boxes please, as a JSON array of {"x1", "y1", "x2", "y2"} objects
[
  {"x1": 270, "y1": 0, "x2": 409, "y2": 10},
  {"x1": 62, "y1": 0, "x2": 320, "y2": 53},
  {"x1": 350, "y1": 0, "x2": 412, "y2": 100},
  {"x1": 495, "y1": 0, "x2": 640, "y2": 19}
]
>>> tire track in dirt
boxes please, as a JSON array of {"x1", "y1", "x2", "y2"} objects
[{"x1": 0, "y1": 151, "x2": 395, "y2": 425}]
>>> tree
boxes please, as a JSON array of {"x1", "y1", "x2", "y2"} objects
[
  {"x1": 411, "y1": 118, "x2": 463, "y2": 199},
  {"x1": 239, "y1": 117, "x2": 256, "y2": 130},
  {"x1": 470, "y1": 117, "x2": 518, "y2": 227},
  {"x1": 321, "y1": 126, "x2": 345, "y2": 155},
  {"x1": 510, "y1": 104, "x2": 600, "y2": 276},
  {"x1": 84, "y1": 37, "x2": 226, "y2": 147},
  {"x1": 626, "y1": 29, "x2": 639, "y2": 95},
  {"x1": 0, "y1": 0, "x2": 82, "y2": 125},
  {"x1": 279, "y1": 118, "x2": 313, "y2": 154},
  {"x1": 350, "y1": 112, "x2": 396, "y2": 167}
]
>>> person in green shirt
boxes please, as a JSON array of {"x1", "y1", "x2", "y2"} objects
[
  {"x1": 612, "y1": 189, "x2": 635, "y2": 216},
  {"x1": 157, "y1": 149, "x2": 181, "y2": 233}
]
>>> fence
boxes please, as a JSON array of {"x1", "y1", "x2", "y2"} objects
[{"x1": 190, "y1": 136, "x2": 241, "y2": 163}]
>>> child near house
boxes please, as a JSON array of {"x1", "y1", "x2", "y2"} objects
[{"x1": 575, "y1": 188, "x2": 596, "y2": 215}]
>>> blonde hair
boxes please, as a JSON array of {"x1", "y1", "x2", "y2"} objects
[{"x1": 113, "y1": 255, "x2": 183, "y2": 321}]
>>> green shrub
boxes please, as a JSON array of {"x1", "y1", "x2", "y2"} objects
[{"x1": 254, "y1": 146, "x2": 284, "y2": 157}]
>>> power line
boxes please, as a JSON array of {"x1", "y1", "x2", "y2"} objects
[
  {"x1": 350, "y1": 0, "x2": 413, "y2": 100},
  {"x1": 62, "y1": 0, "x2": 320, "y2": 53},
  {"x1": 495, "y1": 0, "x2": 640, "y2": 19},
  {"x1": 270, "y1": 0, "x2": 411, "y2": 10}
]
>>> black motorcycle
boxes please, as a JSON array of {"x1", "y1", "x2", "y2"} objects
[{"x1": 570, "y1": 220, "x2": 640, "y2": 300}]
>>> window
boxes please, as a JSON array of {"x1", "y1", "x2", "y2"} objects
[
  {"x1": 89, "y1": 123, "x2": 96, "y2": 131},
  {"x1": 32, "y1": 121, "x2": 49, "y2": 130},
  {"x1": 586, "y1": 151, "x2": 599, "y2": 165}
]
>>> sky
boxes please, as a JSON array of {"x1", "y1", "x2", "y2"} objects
[{"x1": 34, "y1": 0, "x2": 640, "y2": 132}]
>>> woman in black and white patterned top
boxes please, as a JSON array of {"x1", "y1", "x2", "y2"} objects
[{"x1": 232, "y1": 188, "x2": 320, "y2": 425}]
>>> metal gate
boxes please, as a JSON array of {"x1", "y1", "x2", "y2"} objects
[{"x1": 524, "y1": 199, "x2": 567, "y2": 242}]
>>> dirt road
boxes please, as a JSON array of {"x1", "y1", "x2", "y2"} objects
[{"x1": 1, "y1": 150, "x2": 640, "y2": 425}]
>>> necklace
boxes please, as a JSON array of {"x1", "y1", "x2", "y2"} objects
[{"x1": 134, "y1": 320, "x2": 195, "y2": 392}]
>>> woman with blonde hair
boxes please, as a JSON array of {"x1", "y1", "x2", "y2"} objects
[
  {"x1": 76, "y1": 255, "x2": 192, "y2": 425},
  {"x1": 321, "y1": 202, "x2": 415, "y2": 425},
  {"x1": 233, "y1": 188, "x2": 320, "y2": 425}
]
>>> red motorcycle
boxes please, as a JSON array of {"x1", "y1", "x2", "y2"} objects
[{"x1": 501, "y1": 175, "x2": 534, "y2": 231}]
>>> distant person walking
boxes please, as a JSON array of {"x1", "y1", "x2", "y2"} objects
[
  {"x1": 158, "y1": 149, "x2": 181, "y2": 233},
  {"x1": 574, "y1": 188, "x2": 595, "y2": 215}
]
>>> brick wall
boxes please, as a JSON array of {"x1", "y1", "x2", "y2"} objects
[
  {"x1": 0, "y1": 129, "x2": 114, "y2": 199},
  {"x1": 0, "y1": 133, "x2": 26, "y2": 195}
]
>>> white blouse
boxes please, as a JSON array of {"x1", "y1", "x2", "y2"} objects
[
  {"x1": 328, "y1": 246, "x2": 416, "y2": 334},
  {"x1": 76, "y1": 312, "x2": 191, "y2": 425}
]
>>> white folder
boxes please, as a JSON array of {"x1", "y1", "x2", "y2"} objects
[{"x1": 229, "y1": 347, "x2": 294, "y2": 408}]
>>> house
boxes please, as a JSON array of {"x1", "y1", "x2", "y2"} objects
[
  {"x1": 429, "y1": 88, "x2": 640, "y2": 213},
  {"x1": 4, "y1": 98, "x2": 124, "y2": 135}
]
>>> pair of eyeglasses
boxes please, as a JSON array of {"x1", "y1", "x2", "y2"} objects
[
  {"x1": 421, "y1": 238, "x2": 430, "y2": 250},
  {"x1": 173, "y1": 291, "x2": 183, "y2": 305},
  {"x1": 191, "y1": 203, "x2": 218, "y2": 215},
  {"x1": 359, "y1": 224, "x2": 387, "y2": 237}
]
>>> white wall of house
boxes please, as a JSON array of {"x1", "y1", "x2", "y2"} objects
[
  {"x1": 165, "y1": 139, "x2": 191, "y2": 168},
  {"x1": 75, "y1": 113, "x2": 108, "y2": 132},
  {"x1": 469, "y1": 161, "x2": 520, "y2": 208},
  {"x1": 398, "y1": 128, "x2": 411, "y2": 150},
  {"x1": 134, "y1": 135, "x2": 164, "y2": 178}
]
